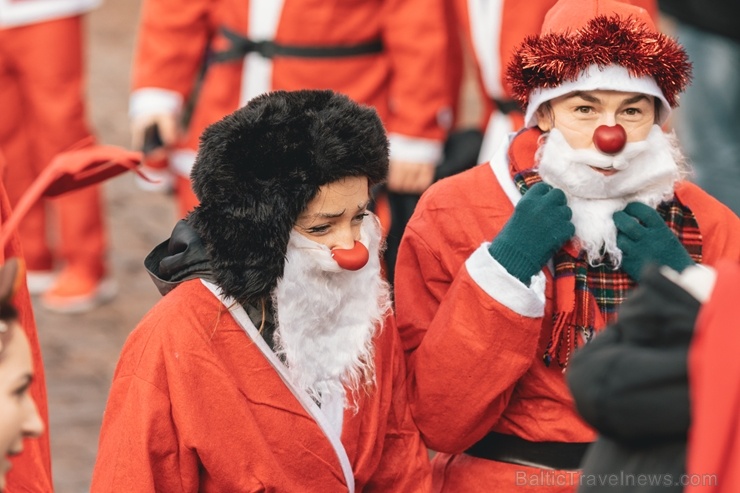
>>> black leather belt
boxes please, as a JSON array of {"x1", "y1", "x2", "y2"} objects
[
  {"x1": 465, "y1": 432, "x2": 592, "y2": 471},
  {"x1": 212, "y1": 27, "x2": 384, "y2": 63},
  {"x1": 491, "y1": 98, "x2": 522, "y2": 116}
]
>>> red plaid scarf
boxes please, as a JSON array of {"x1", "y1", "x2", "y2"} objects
[{"x1": 513, "y1": 170, "x2": 703, "y2": 368}]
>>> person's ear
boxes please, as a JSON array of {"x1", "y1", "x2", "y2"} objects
[{"x1": 535, "y1": 105, "x2": 553, "y2": 132}]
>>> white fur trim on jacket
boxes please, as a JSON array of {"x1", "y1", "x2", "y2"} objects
[
  {"x1": 388, "y1": 133, "x2": 443, "y2": 165},
  {"x1": 465, "y1": 243, "x2": 546, "y2": 318},
  {"x1": 239, "y1": 0, "x2": 285, "y2": 105},
  {"x1": 467, "y1": 0, "x2": 505, "y2": 99},
  {"x1": 0, "y1": 0, "x2": 101, "y2": 27},
  {"x1": 129, "y1": 88, "x2": 184, "y2": 120}
]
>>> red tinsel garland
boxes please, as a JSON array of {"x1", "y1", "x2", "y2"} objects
[{"x1": 506, "y1": 15, "x2": 692, "y2": 108}]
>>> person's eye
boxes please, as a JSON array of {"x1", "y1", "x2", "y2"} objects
[
  {"x1": 623, "y1": 107, "x2": 642, "y2": 116},
  {"x1": 13, "y1": 382, "x2": 30, "y2": 400},
  {"x1": 575, "y1": 106, "x2": 593, "y2": 114},
  {"x1": 352, "y1": 212, "x2": 369, "y2": 223},
  {"x1": 306, "y1": 224, "x2": 331, "y2": 235}
]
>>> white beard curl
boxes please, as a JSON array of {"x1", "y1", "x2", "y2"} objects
[
  {"x1": 271, "y1": 214, "x2": 391, "y2": 411},
  {"x1": 536, "y1": 125, "x2": 688, "y2": 267}
]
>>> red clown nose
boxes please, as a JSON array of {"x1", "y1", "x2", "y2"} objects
[
  {"x1": 593, "y1": 124, "x2": 627, "y2": 154},
  {"x1": 331, "y1": 241, "x2": 370, "y2": 271}
]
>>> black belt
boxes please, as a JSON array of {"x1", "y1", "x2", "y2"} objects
[
  {"x1": 465, "y1": 432, "x2": 591, "y2": 471},
  {"x1": 491, "y1": 98, "x2": 522, "y2": 116},
  {"x1": 212, "y1": 27, "x2": 384, "y2": 63}
]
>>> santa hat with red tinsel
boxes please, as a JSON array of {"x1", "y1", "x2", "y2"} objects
[{"x1": 507, "y1": 0, "x2": 692, "y2": 127}]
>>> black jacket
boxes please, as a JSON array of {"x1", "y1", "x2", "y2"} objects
[
  {"x1": 567, "y1": 265, "x2": 701, "y2": 492},
  {"x1": 144, "y1": 219, "x2": 276, "y2": 346}
]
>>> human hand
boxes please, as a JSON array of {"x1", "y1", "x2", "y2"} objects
[
  {"x1": 488, "y1": 182, "x2": 574, "y2": 285},
  {"x1": 613, "y1": 202, "x2": 694, "y2": 282},
  {"x1": 387, "y1": 160, "x2": 435, "y2": 194},
  {"x1": 131, "y1": 113, "x2": 180, "y2": 152}
]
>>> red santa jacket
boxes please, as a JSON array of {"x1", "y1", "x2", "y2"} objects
[
  {"x1": 91, "y1": 279, "x2": 431, "y2": 492},
  {"x1": 131, "y1": 0, "x2": 451, "y2": 176},
  {"x1": 394, "y1": 131, "x2": 740, "y2": 493},
  {"x1": 686, "y1": 259, "x2": 740, "y2": 493}
]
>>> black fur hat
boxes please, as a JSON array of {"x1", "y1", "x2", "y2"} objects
[{"x1": 188, "y1": 89, "x2": 389, "y2": 306}]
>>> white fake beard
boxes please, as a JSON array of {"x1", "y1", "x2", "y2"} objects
[
  {"x1": 271, "y1": 214, "x2": 392, "y2": 410},
  {"x1": 537, "y1": 125, "x2": 687, "y2": 267}
]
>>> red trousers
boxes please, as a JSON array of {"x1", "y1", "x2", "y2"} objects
[{"x1": 0, "y1": 15, "x2": 106, "y2": 277}]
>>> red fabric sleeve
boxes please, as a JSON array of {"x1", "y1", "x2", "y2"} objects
[
  {"x1": 132, "y1": 0, "x2": 214, "y2": 99},
  {"x1": 394, "y1": 181, "x2": 543, "y2": 453},
  {"x1": 378, "y1": 0, "x2": 452, "y2": 141},
  {"x1": 90, "y1": 322, "x2": 200, "y2": 493}
]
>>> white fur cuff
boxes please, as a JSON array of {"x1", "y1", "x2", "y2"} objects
[{"x1": 465, "y1": 243, "x2": 546, "y2": 318}]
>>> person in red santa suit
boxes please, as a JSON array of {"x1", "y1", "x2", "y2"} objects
[
  {"x1": 91, "y1": 90, "x2": 432, "y2": 492},
  {"x1": 0, "y1": 0, "x2": 116, "y2": 313},
  {"x1": 128, "y1": 0, "x2": 452, "y2": 284},
  {"x1": 392, "y1": 0, "x2": 740, "y2": 491}
]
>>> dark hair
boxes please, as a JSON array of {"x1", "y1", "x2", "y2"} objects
[
  {"x1": 0, "y1": 258, "x2": 20, "y2": 357},
  {"x1": 0, "y1": 302, "x2": 17, "y2": 322},
  {"x1": 0, "y1": 302, "x2": 17, "y2": 361}
]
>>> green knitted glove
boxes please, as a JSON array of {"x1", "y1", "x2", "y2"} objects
[
  {"x1": 488, "y1": 182, "x2": 575, "y2": 286},
  {"x1": 613, "y1": 202, "x2": 694, "y2": 282}
]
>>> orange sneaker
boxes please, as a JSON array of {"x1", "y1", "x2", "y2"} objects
[{"x1": 40, "y1": 267, "x2": 117, "y2": 314}]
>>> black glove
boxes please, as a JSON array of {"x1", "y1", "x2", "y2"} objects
[
  {"x1": 488, "y1": 182, "x2": 574, "y2": 285},
  {"x1": 613, "y1": 202, "x2": 694, "y2": 282}
]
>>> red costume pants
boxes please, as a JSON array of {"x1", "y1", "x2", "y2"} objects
[{"x1": 0, "y1": 15, "x2": 106, "y2": 277}]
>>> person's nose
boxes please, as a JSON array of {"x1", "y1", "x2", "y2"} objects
[
  {"x1": 332, "y1": 225, "x2": 357, "y2": 251},
  {"x1": 600, "y1": 112, "x2": 618, "y2": 127},
  {"x1": 23, "y1": 397, "x2": 45, "y2": 439}
]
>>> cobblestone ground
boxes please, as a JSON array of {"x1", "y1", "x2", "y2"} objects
[{"x1": 30, "y1": 1, "x2": 179, "y2": 491}]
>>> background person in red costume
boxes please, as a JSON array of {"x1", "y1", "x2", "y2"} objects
[
  {"x1": 127, "y1": 0, "x2": 453, "y2": 286},
  {"x1": 0, "y1": 0, "x2": 115, "y2": 313},
  {"x1": 92, "y1": 90, "x2": 431, "y2": 492},
  {"x1": 393, "y1": 0, "x2": 740, "y2": 491}
]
